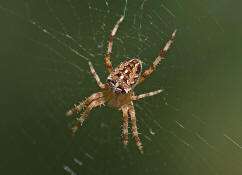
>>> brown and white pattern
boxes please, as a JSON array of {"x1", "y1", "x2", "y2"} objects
[
  {"x1": 66, "y1": 15, "x2": 176, "y2": 154},
  {"x1": 107, "y1": 59, "x2": 142, "y2": 94}
]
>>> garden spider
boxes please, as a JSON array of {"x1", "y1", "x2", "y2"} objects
[{"x1": 66, "y1": 15, "x2": 176, "y2": 154}]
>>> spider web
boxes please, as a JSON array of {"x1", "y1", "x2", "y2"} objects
[{"x1": 1, "y1": 0, "x2": 242, "y2": 175}]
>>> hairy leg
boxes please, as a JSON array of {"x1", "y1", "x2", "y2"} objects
[
  {"x1": 128, "y1": 101, "x2": 144, "y2": 154},
  {"x1": 66, "y1": 92, "x2": 104, "y2": 117},
  {"x1": 131, "y1": 89, "x2": 163, "y2": 100},
  {"x1": 105, "y1": 16, "x2": 125, "y2": 73},
  {"x1": 138, "y1": 30, "x2": 176, "y2": 84},
  {"x1": 72, "y1": 97, "x2": 106, "y2": 136},
  {"x1": 88, "y1": 61, "x2": 107, "y2": 89},
  {"x1": 121, "y1": 104, "x2": 129, "y2": 148}
]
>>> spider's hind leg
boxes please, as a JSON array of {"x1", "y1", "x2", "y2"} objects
[
  {"x1": 88, "y1": 61, "x2": 107, "y2": 89},
  {"x1": 105, "y1": 16, "x2": 125, "y2": 73},
  {"x1": 138, "y1": 30, "x2": 176, "y2": 85}
]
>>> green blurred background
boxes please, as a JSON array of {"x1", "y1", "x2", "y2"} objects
[{"x1": 1, "y1": 0, "x2": 242, "y2": 174}]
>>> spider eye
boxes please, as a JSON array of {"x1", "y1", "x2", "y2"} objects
[
  {"x1": 114, "y1": 87, "x2": 124, "y2": 94},
  {"x1": 107, "y1": 79, "x2": 115, "y2": 87}
]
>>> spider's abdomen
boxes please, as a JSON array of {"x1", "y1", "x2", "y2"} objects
[{"x1": 107, "y1": 59, "x2": 142, "y2": 94}]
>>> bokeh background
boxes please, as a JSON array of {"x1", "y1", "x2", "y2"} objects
[{"x1": 1, "y1": 0, "x2": 242, "y2": 174}]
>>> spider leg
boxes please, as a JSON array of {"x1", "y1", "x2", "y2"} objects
[
  {"x1": 128, "y1": 101, "x2": 144, "y2": 154},
  {"x1": 121, "y1": 104, "x2": 129, "y2": 148},
  {"x1": 105, "y1": 16, "x2": 125, "y2": 73},
  {"x1": 131, "y1": 89, "x2": 163, "y2": 101},
  {"x1": 72, "y1": 97, "x2": 106, "y2": 136},
  {"x1": 88, "y1": 61, "x2": 107, "y2": 89},
  {"x1": 66, "y1": 92, "x2": 104, "y2": 117},
  {"x1": 137, "y1": 30, "x2": 176, "y2": 85}
]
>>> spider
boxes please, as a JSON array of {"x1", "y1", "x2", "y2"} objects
[{"x1": 66, "y1": 15, "x2": 176, "y2": 154}]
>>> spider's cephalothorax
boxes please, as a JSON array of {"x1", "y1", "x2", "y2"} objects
[
  {"x1": 66, "y1": 15, "x2": 176, "y2": 154},
  {"x1": 107, "y1": 59, "x2": 142, "y2": 94}
]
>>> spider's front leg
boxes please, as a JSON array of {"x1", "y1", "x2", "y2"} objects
[
  {"x1": 121, "y1": 104, "x2": 129, "y2": 148},
  {"x1": 128, "y1": 101, "x2": 144, "y2": 154},
  {"x1": 66, "y1": 91, "x2": 104, "y2": 117},
  {"x1": 105, "y1": 16, "x2": 125, "y2": 73},
  {"x1": 131, "y1": 89, "x2": 163, "y2": 101},
  {"x1": 72, "y1": 97, "x2": 106, "y2": 136}
]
